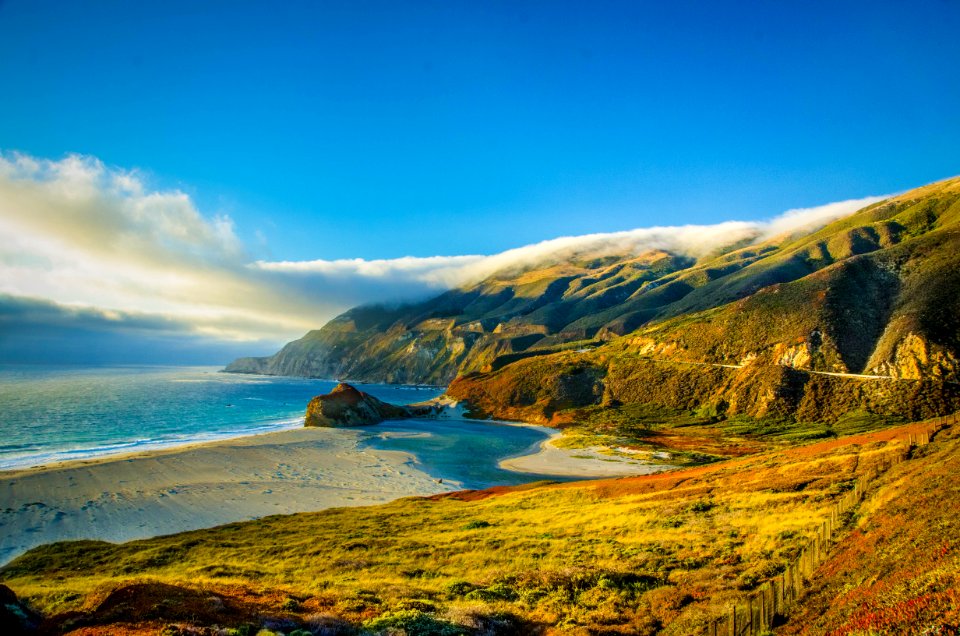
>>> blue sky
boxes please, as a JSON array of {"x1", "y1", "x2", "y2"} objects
[
  {"x1": 0, "y1": 1, "x2": 958, "y2": 362},
  {"x1": 1, "y1": 0, "x2": 957, "y2": 262}
]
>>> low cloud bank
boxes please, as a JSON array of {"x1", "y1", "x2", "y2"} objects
[
  {"x1": 0, "y1": 151, "x2": 885, "y2": 362},
  {"x1": 255, "y1": 196, "x2": 883, "y2": 287}
]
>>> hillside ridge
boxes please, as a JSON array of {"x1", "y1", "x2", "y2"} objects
[{"x1": 228, "y1": 176, "x2": 960, "y2": 425}]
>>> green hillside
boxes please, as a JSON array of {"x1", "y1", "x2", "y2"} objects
[{"x1": 226, "y1": 178, "x2": 960, "y2": 396}]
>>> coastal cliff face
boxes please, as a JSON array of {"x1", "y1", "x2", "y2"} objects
[
  {"x1": 304, "y1": 383, "x2": 412, "y2": 427},
  {"x1": 447, "y1": 353, "x2": 960, "y2": 425},
  {"x1": 231, "y1": 177, "x2": 960, "y2": 422}
]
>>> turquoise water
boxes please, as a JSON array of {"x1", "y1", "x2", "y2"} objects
[
  {"x1": 0, "y1": 366, "x2": 550, "y2": 486},
  {"x1": 0, "y1": 365, "x2": 445, "y2": 470},
  {"x1": 366, "y1": 419, "x2": 552, "y2": 489}
]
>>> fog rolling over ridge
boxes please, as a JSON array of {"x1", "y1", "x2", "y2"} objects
[
  {"x1": 227, "y1": 179, "x2": 960, "y2": 386},
  {"x1": 253, "y1": 194, "x2": 882, "y2": 290}
]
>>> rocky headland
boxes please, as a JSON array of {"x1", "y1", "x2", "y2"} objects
[{"x1": 304, "y1": 383, "x2": 441, "y2": 427}]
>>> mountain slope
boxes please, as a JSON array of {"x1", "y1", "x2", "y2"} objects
[
  {"x1": 778, "y1": 424, "x2": 960, "y2": 635},
  {"x1": 227, "y1": 177, "x2": 960, "y2": 389}
]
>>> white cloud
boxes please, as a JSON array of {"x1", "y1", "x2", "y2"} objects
[
  {"x1": 760, "y1": 196, "x2": 885, "y2": 239},
  {"x1": 255, "y1": 254, "x2": 487, "y2": 287},
  {"x1": 0, "y1": 151, "x2": 887, "y2": 348},
  {"x1": 0, "y1": 152, "x2": 321, "y2": 342},
  {"x1": 252, "y1": 196, "x2": 886, "y2": 289}
]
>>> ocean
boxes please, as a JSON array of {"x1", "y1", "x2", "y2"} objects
[{"x1": 0, "y1": 365, "x2": 548, "y2": 486}]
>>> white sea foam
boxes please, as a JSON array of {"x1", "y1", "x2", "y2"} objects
[{"x1": 0, "y1": 417, "x2": 306, "y2": 471}]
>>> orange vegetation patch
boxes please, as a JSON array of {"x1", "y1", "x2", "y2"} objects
[
  {"x1": 779, "y1": 425, "x2": 960, "y2": 635},
  {"x1": 777, "y1": 418, "x2": 942, "y2": 457},
  {"x1": 626, "y1": 426, "x2": 768, "y2": 456},
  {"x1": 535, "y1": 418, "x2": 940, "y2": 500},
  {"x1": 426, "y1": 480, "x2": 558, "y2": 502}
]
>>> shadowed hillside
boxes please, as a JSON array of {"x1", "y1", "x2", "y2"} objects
[{"x1": 227, "y1": 178, "x2": 960, "y2": 398}]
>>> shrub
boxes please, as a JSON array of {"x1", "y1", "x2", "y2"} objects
[
  {"x1": 395, "y1": 599, "x2": 437, "y2": 613},
  {"x1": 444, "y1": 580, "x2": 475, "y2": 597},
  {"x1": 689, "y1": 499, "x2": 715, "y2": 513},
  {"x1": 362, "y1": 609, "x2": 468, "y2": 636},
  {"x1": 464, "y1": 582, "x2": 518, "y2": 602},
  {"x1": 462, "y1": 520, "x2": 491, "y2": 530}
]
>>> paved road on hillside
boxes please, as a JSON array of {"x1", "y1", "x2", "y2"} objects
[{"x1": 635, "y1": 356, "x2": 900, "y2": 380}]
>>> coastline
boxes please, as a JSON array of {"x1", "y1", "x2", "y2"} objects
[
  {"x1": 0, "y1": 417, "x2": 308, "y2": 473},
  {"x1": 0, "y1": 414, "x2": 673, "y2": 567}
]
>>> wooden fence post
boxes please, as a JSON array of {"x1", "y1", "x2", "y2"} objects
[
  {"x1": 759, "y1": 585, "x2": 767, "y2": 628},
  {"x1": 767, "y1": 582, "x2": 775, "y2": 626}
]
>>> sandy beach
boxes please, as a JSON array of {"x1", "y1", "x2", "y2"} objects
[
  {"x1": 0, "y1": 427, "x2": 456, "y2": 565},
  {"x1": 0, "y1": 419, "x2": 676, "y2": 566},
  {"x1": 500, "y1": 428, "x2": 676, "y2": 477}
]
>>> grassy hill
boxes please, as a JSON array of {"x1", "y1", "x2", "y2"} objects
[
  {"x1": 440, "y1": 177, "x2": 960, "y2": 432},
  {"x1": 227, "y1": 177, "x2": 960, "y2": 389},
  {"x1": 2, "y1": 419, "x2": 955, "y2": 635},
  {"x1": 778, "y1": 422, "x2": 960, "y2": 634}
]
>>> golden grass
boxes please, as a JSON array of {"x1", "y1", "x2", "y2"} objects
[{"x1": 1, "y1": 422, "x2": 941, "y2": 635}]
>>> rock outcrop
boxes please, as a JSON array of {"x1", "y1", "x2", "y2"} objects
[{"x1": 304, "y1": 383, "x2": 414, "y2": 427}]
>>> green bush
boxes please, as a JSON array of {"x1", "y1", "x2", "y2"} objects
[
  {"x1": 464, "y1": 581, "x2": 518, "y2": 602},
  {"x1": 281, "y1": 596, "x2": 302, "y2": 611},
  {"x1": 362, "y1": 609, "x2": 468, "y2": 636},
  {"x1": 689, "y1": 500, "x2": 715, "y2": 513},
  {"x1": 394, "y1": 598, "x2": 437, "y2": 612},
  {"x1": 444, "y1": 580, "x2": 475, "y2": 597}
]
